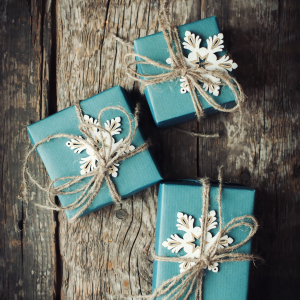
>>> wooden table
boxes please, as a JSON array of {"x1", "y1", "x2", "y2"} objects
[{"x1": 1, "y1": 0, "x2": 299, "y2": 299}]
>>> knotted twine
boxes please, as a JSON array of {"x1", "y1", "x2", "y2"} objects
[
  {"x1": 19, "y1": 101, "x2": 149, "y2": 222},
  {"x1": 122, "y1": 0, "x2": 245, "y2": 139},
  {"x1": 125, "y1": 167, "x2": 263, "y2": 300}
]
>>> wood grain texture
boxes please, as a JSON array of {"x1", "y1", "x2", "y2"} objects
[
  {"x1": 1, "y1": 0, "x2": 300, "y2": 299},
  {"x1": 0, "y1": 0, "x2": 56, "y2": 299},
  {"x1": 56, "y1": 1, "x2": 198, "y2": 299},
  {"x1": 196, "y1": 0, "x2": 300, "y2": 298}
]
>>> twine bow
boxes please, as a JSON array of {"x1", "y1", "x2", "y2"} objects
[
  {"x1": 124, "y1": 1, "x2": 245, "y2": 138},
  {"x1": 20, "y1": 101, "x2": 149, "y2": 222},
  {"x1": 130, "y1": 167, "x2": 263, "y2": 300}
]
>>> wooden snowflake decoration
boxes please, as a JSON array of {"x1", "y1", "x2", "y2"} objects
[
  {"x1": 162, "y1": 211, "x2": 234, "y2": 273},
  {"x1": 66, "y1": 115, "x2": 135, "y2": 177},
  {"x1": 166, "y1": 31, "x2": 238, "y2": 96}
]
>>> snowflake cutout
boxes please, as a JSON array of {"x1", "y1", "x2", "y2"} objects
[
  {"x1": 66, "y1": 115, "x2": 135, "y2": 177},
  {"x1": 166, "y1": 31, "x2": 238, "y2": 96},
  {"x1": 162, "y1": 211, "x2": 233, "y2": 273}
]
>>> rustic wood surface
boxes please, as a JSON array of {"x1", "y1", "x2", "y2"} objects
[{"x1": 1, "y1": 0, "x2": 299, "y2": 299}]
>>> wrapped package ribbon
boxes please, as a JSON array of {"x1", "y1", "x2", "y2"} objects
[
  {"x1": 20, "y1": 86, "x2": 162, "y2": 221},
  {"x1": 126, "y1": 1, "x2": 244, "y2": 135}
]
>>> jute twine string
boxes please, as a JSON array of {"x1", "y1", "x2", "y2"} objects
[
  {"x1": 111, "y1": 35, "x2": 219, "y2": 139},
  {"x1": 171, "y1": 126, "x2": 219, "y2": 138},
  {"x1": 19, "y1": 101, "x2": 149, "y2": 222},
  {"x1": 119, "y1": 1, "x2": 245, "y2": 139},
  {"x1": 123, "y1": 166, "x2": 263, "y2": 299}
]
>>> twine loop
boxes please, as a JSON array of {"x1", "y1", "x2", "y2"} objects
[
  {"x1": 19, "y1": 100, "x2": 149, "y2": 222},
  {"x1": 124, "y1": 0, "x2": 245, "y2": 139}
]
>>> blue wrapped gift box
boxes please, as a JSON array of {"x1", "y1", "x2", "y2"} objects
[
  {"x1": 153, "y1": 180, "x2": 255, "y2": 300},
  {"x1": 27, "y1": 86, "x2": 162, "y2": 219},
  {"x1": 134, "y1": 16, "x2": 237, "y2": 127}
]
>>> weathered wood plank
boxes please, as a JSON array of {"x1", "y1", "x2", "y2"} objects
[
  {"x1": 1, "y1": 0, "x2": 298, "y2": 299},
  {"x1": 55, "y1": 0, "x2": 300, "y2": 299},
  {"x1": 56, "y1": 0, "x2": 198, "y2": 299},
  {"x1": 198, "y1": 0, "x2": 300, "y2": 299},
  {"x1": 0, "y1": 0, "x2": 56, "y2": 299}
]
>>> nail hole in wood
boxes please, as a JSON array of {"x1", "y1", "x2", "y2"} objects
[
  {"x1": 116, "y1": 209, "x2": 128, "y2": 219},
  {"x1": 241, "y1": 171, "x2": 250, "y2": 182}
]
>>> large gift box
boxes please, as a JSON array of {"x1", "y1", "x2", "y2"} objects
[
  {"x1": 134, "y1": 16, "x2": 238, "y2": 127},
  {"x1": 153, "y1": 180, "x2": 255, "y2": 299},
  {"x1": 27, "y1": 86, "x2": 162, "y2": 219}
]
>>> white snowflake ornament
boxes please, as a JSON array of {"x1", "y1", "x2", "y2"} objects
[
  {"x1": 167, "y1": 31, "x2": 238, "y2": 96},
  {"x1": 162, "y1": 211, "x2": 234, "y2": 273},
  {"x1": 66, "y1": 115, "x2": 135, "y2": 177}
]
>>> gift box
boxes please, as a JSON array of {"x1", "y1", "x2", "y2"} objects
[
  {"x1": 27, "y1": 86, "x2": 162, "y2": 219},
  {"x1": 134, "y1": 16, "x2": 237, "y2": 127},
  {"x1": 153, "y1": 180, "x2": 255, "y2": 299}
]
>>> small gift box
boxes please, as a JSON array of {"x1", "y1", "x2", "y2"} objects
[
  {"x1": 27, "y1": 86, "x2": 162, "y2": 220},
  {"x1": 152, "y1": 180, "x2": 256, "y2": 299},
  {"x1": 134, "y1": 16, "x2": 238, "y2": 127}
]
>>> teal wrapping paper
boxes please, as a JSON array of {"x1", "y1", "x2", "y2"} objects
[
  {"x1": 27, "y1": 86, "x2": 162, "y2": 219},
  {"x1": 153, "y1": 180, "x2": 255, "y2": 300},
  {"x1": 134, "y1": 16, "x2": 237, "y2": 127}
]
